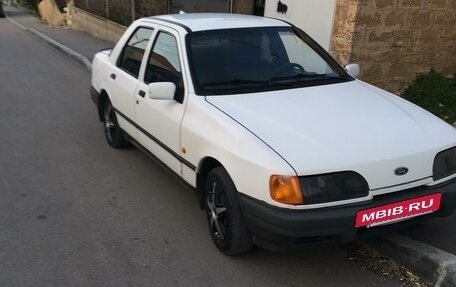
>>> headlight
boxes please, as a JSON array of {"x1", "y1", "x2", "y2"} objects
[
  {"x1": 298, "y1": 171, "x2": 369, "y2": 205},
  {"x1": 270, "y1": 172, "x2": 369, "y2": 205},
  {"x1": 433, "y1": 147, "x2": 456, "y2": 181}
]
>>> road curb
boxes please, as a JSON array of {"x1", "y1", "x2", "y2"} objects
[
  {"x1": 5, "y1": 12, "x2": 27, "y2": 30},
  {"x1": 370, "y1": 234, "x2": 456, "y2": 287},
  {"x1": 28, "y1": 28, "x2": 92, "y2": 71},
  {"x1": 5, "y1": 12, "x2": 91, "y2": 71}
]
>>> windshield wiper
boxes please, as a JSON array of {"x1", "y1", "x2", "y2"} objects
[
  {"x1": 271, "y1": 73, "x2": 351, "y2": 83},
  {"x1": 201, "y1": 78, "x2": 295, "y2": 88},
  {"x1": 202, "y1": 78, "x2": 266, "y2": 87}
]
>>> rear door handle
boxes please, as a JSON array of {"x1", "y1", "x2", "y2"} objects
[
  {"x1": 138, "y1": 90, "x2": 146, "y2": 98},
  {"x1": 110, "y1": 73, "x2": 116, "y2": 80}
]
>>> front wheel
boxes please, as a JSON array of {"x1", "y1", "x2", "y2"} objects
[
  {"x1": 103, "y1": 99, "x2": 129, "y2": 148},
  {"x1": 204, "y1": 167, "x2": 253, "y2": 255}
]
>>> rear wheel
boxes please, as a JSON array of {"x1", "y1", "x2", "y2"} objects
[
  {"x1": 103, "y1": 99, "x2": 129, "y2": 148},
  {"x1": 204, "y1": 167, "x2": 253, "y2": 255}
]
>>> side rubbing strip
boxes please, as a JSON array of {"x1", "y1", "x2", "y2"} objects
[{"x1": 113, "y1": 107, "x2": 196, "y2": 171}]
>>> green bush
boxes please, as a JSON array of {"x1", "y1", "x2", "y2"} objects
[
  {"x1": 18, "y1": 0, "x2": 37, "y2": 12},
  {"x1": 402, "y1": 70, "x2": 456, "y2": 125}
]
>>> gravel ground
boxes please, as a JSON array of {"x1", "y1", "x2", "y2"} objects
[{"x1": 342, "y1": 241, "x2": 431, "y2": 287}]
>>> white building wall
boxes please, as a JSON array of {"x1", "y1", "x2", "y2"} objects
[{"x1": 264, "y1": 0, "x2": 336, "y2": 51}]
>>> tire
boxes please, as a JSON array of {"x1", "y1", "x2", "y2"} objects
[
  {"x1": 204, "y1": 167, "x2": 253, "y2": 255},
  {"x1": 103, "y1": 99, "x2": 129, "y2": 148}
]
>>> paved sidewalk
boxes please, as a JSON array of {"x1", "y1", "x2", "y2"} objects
[{"x1": 4, "y1": 5, "x2": 112, "y2": 62}]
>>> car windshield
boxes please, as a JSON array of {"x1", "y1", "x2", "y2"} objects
[{"x1": 188, "y1": 27, "x2": 352, "y2": 95}]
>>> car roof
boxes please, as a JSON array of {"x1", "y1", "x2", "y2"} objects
[{"x1": 143, "y1": 13, "x2": 290, "y2": 32}]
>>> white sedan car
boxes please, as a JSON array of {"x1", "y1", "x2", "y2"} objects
[{"x1": 91, "y1": 13, "x2": 456, "y2": 255}]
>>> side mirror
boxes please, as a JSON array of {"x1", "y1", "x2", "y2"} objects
[
  {"x1": 148, "y1": 82, "x2": 176, "y2": 100},
  {"x1": 344, "y1": 63, "x2": 360, "y2": 78}
]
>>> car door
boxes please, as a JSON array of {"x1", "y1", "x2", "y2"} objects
[
  {"x1": 109, "y1": 26, "x2": 154, "y2": 139},
  {"x1": 135, "y1": 27, "x2": 187, "y2": 175}
]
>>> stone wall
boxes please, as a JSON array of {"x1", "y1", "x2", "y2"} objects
[
  {"x1": 135, "y1": 0, "x2": 167, "y2": 16},
  {"x1": 233, "y1": 0, "x2": 254, "y2": 14},
  {"x1": 71, "y1": 7, "x2": 126, "y2": 43},
  {"x1": 331, "y1": 0, "x2": 456, "y2": 93},
  {"x1": 70, "y1": 0, "x2": 252, "y2": 43}
]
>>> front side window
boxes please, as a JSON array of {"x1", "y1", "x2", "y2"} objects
[
  {"x1": 117, "y1": 27, "x2": 153, "y2": 78},
  {"x1": 188, "y1": 27, "x2": 352, "y2": 95},
  {"x1": 144, "y1": 31, "x2": 182, "y2": 85}
]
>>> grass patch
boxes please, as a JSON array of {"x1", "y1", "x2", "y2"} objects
[{"x1": 402, "y1": 70, "x2": 456, "y2": 125}]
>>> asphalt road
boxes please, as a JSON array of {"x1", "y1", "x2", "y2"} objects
[{"x1": 0, "y1": 17, "x2": 407, "y2": 287}]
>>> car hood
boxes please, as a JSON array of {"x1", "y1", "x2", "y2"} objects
[{"x1": 205, "y1": 80, "x2": 456, "y2": 190}]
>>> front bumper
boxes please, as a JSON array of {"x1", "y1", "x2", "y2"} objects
[{"x1": 239, "y1": 177, "x2": 456, "y2": 251}]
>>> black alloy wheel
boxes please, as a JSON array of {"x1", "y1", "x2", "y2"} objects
[
  {"x1": 204, "y1": 167, "x2": 253, "y2": 255},
  {"x1": 103, "y1": 99, "x2": 129, "y2": 148}
]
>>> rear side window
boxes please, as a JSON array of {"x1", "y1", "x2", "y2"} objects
[
  {"x1": 117, "y1": 27, "x2": 153, "y2": 78},
  {"x1": 144, "y1": 31, "x2": 182, "y2": 85}
]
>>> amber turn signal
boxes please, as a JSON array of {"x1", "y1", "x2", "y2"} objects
[{"x1": 269, "y1": 175, "x2": 303, "y2": 205}]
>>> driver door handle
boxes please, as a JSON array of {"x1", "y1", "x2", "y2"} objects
[{"x1": 138, "y1": 90, "x2": 146, "y2": 98}]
